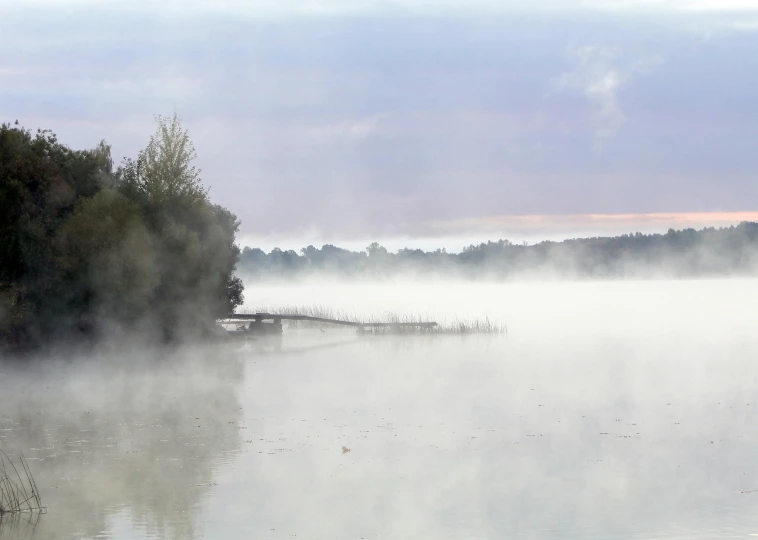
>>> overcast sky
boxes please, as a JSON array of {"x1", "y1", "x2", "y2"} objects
[{"x1": 2, "y1": 0, "x2": 758, "y2": 251}]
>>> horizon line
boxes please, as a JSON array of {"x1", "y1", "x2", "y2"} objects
[{"x1": 238, "y1": 211, "x2": 758, "y2": 253}]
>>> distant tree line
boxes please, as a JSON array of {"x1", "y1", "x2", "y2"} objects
[
  {"x1": 238, "y1": 224, "x2": 758, "y2": 281},
  {"x1": 0, "y1": 115, "x2": 243, "y2": 352}
]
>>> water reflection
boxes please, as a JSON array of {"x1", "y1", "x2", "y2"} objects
[
  {"x1": 0, "y1": 513, "x2": 42, "y2": 540},
  {"x1": 0, "y1": 345, "x2": 245, "y2": 540}
]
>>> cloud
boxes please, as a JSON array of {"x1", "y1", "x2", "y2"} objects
[
  {"x1": 556, "y1": 45, "x2": 662, "y2": 149},
  {"x1": 683, "y1": 0, "x2": 758, "y2": 10},
  {"x1": 731, "y1": 19, "x2": 758, "y2": 30},
  {"x1": 10, "y1": 0, "x2": 758, "y2": 17},
  {"x1": 301, "y1": 113, "x2": 390, "y2": 142},
  {"x1": 423, "y1": 210, "x2": 758, "y2": 236},
  {"x1": 588, "y1": 0, "x2": 758, "y2": 11}
]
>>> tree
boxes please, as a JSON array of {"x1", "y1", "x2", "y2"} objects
[
  {"x1": 115, "y1": 114, "x2": 244, "y2": 341},
  {"x1": 1, "y1": 115, "x2": 245, "y2": 352},
  {"x1": 0, "y1": 122, "x2": 114, "y2": 347},
  {"x1": 56, "y1": 189, "x2": 159, "y2": 335},
  {"x1": 134, "y1": 112, "x2": 206, "y2": 208},
  {"x1": 366, "y1": 242, "x2": 388, "y2": 257}
]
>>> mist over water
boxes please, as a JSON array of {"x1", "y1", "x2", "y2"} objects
[{"x1": 2, "y1": 279, "x2": 758, "y2": 539}]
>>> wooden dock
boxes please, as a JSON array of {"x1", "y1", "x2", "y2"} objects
[{"x1": 217, "y1": 312, "x2": 438, "y2": 337}]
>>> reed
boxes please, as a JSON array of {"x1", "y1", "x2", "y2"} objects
[
  {"x1": 240, "y1": 305, "x2": 506, "y2": 335},
  {"x1": 0, "y1": 450, "x2": 45, "y2": 516}
]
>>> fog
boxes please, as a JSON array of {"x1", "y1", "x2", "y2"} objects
[
  {"x1": 236, "y1": 223, "x2": 758, "y2": 284},
  {"x1": 1, "y1": 279, "x2": 757, "y2": 539}
]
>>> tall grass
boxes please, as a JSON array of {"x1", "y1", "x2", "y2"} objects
[
  {"x1": 0, "y1": 450, "x2": 45, "y2": 516},
  {"x1": 237, "y1": 305, "x2": 506, "y2": 335}
]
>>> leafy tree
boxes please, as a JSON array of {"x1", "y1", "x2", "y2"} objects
[
  {"x1": 115, "y1": 113, "x2": 243, "y2": 341},
  {"x1": 0, "y1": 122, "x2": 113, "y2": 347},
  {"x1": 366, "y1": 242, "x2": 388, "y2": 257},
  {"x1": 124, "y1": 113, "x2": 207, "y2": 208},
  {"x1": 57, "y1": 189, "x2": 158, "y2": 335},
  {"x1": 1, "y1": 115, "x2": 245, "y2": 351}
]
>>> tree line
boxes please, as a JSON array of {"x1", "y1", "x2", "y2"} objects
[
  {"x1": 238, "y1": 224, "x2": 758, "y2": 281},
  {"x1": 0, "y1": 115, "x2": 243, "y2": 352}
]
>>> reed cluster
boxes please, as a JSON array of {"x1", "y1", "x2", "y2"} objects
[{"x1": 0, "y1": 450, "x2": 44, "y2": 516}]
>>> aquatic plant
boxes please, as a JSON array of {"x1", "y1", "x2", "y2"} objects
[{"x1": 0, "y1": 450, "x2": 45, "y2": 516}]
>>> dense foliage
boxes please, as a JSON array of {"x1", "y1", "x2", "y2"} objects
[
  {"x1": 0, "y1": 116, "x2": 243, "y2": 351},
  {"x1": 238, "y1": 224, "x2": 758, "y2": 281}
]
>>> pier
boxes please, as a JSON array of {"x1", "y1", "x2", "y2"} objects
[{"x1": 217, "y1": 312, "x2": 438, "y2": 337}]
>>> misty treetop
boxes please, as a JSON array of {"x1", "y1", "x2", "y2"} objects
[
  {"x1": 237, "y1": 223, "x2": 758, "y2": 281},
  {"x1": 0, "y1": 114, "x2": 243, "y2": 351}
]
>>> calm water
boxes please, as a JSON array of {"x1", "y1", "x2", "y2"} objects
[{"x1": 2, "y1": 280, "x2": 758, "y2": 539}]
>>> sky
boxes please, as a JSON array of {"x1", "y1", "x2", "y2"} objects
[{"x1": 2, "y1": 0, "x2": 758, "y2": 252}]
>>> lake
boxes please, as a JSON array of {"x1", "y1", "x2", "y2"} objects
[{"x1": 1, "y1": 279, "x2": 757, "y2": 539}]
